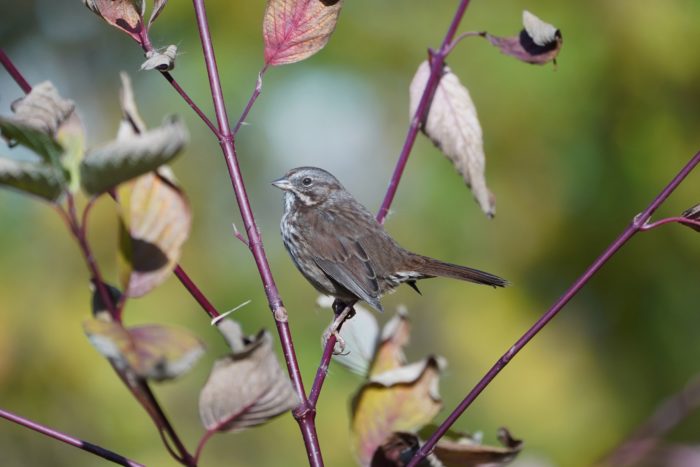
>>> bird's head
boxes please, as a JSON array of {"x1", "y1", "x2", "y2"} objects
[{"x1": 272, "y1": 167, "x2": 343, "y2": 206}]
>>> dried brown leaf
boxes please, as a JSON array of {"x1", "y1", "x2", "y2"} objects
[
  {"x1": 433, "y1": 427, "x2": 523, "y2": 466},
  {"x1": 83, "y1": 317, "x2": 204, "y2": 381},
  {"x1": 369, "y1": 309, "x2": 411, "y2": 377},
  {"x1": 370, "y1": 432, "x2": 433, "y2": 467},
  {"x1": 486, "y1": 11, "x2": 563, "y2": 65},
  {"x1": 409, "y1": 60, "x2": 495, "y2": 217},
  {"x1": 263, "y1": 0, "x2": 343, "y2": 66},
  {"x1": 141, "y1": 45, "x2": 177, "y2": 71},
  {"x1": 199, "y1": 320, "x2": 299, "y2": 432},
  {"x1": 682, "y1": 204, "x2": 700, "y2": 232},
  {"x1": 148, "y1": 0, "x2": 168, "y2": 29}
]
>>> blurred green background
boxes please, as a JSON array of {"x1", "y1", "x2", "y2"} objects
[{"x1": 2, "y1": 1, "x2": 700, "y2": 466}]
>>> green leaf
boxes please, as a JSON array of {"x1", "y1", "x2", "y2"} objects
[
  {"x1": 80, "y1": 115, "x2": 188, "y2": 195},
  {"x1": 0, "y1": 157, "x2": 63, "y2": 201}
]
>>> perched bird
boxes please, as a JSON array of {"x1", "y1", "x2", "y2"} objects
[{"x1": 272, "y1": 167, "x2": 507, "y2": 314}]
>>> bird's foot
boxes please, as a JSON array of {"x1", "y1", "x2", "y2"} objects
[{"x1": 324, "y1": 301, "x2": 355, "y2": 355}]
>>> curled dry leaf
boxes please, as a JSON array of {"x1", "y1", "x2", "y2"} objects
[
  {"x1": 486, "y1": 10, "x2": 563, "y2": 65},
  {"x1": 141, "y1": 45, "x2": 177, "y2": 71},
  {"x1": 82, "y1": 0, "x2": 145, "y2": 43},
  {"x1": 148, "y1": 0, "x2": 168, "y2": 30},
  {"x1": 352, "y1": 357, "x2": 446, "y2": 466},
  {"x1": 118, "y1": 72, "x2": 147, "y2": 137},
  {"x1": 410, "y1": 60, "x2": 495, "y2": 217},
  {"x1": 370, "y1": 432, "x2": 433, "y2": 467},
  {"x1": 0, "y1": 157, "x2": 63, "y2": 201},
  {"x1": 80, "y1": 115, "x2": 188, "y2": 195},
  {"x1": 681, "y1": 204, "x2": 700, "y2": 232},
  {"x1": 83, "y1": 317, "x2": 205, "y2": 382},
  {"x1": 118, "y1": 168, "x2": 191, "y2": 297},
  {"x1": 199, "y1": 319, "x2": 299, "y2": 432},
  {"x1": 433, "y1": 427, "x2": 523, "y2": 466},
  {"x1": 263, "y1": 0, "x2": 343, "y2": 66},
  {"x1": 0, "y1": 81, "x2": 75, "y2": 162}
]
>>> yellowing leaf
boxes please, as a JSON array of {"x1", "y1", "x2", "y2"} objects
[
  {"x1": 199, "y1": 320, "x2": 299, "y2": 432},
  {"x1": 83, "y1": 318, "x2": 204, "y2": 382},
  {"x1": 352, "y1": 357, "x2": 445, "y2": 466},
  {"x1": 263, "y1": 0, "x2": 343, "y2": 66},
  {"x1": 369, "y1": 309, "x2": 410, "y2": 377},
  {"x1": 409, "y1": 61, "x2": 495, "y2": 217},
  {"x1": 82, "y1": 0, "x2": 145, "y2": 43},
  {"x1": 119, "y1": 169, "x2": 191, "y2": 297}
]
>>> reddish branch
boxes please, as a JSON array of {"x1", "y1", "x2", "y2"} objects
[
  {"x1": 406, "y1": 151, "x2": 700, "y2": 466},
  {"x1": 0, "y1": 408, "x2": 145, "y2": 467},
  {"x1": 189, "y1": 1, "x2": 322, "y2": 466}
]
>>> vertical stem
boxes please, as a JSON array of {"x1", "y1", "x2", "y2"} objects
[
  {"x1": 376, "y1": 0, "x2": 472, "y2": 223},
  {"x1": 407, "y1": 150, "x2": 700, "y2": 467},
  {"x1": 190, "y1": 2, "x2": 322, "y2": 466}
]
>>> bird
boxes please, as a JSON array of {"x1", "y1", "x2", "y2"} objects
[{"x1": 272, "y1": 166, "x2": 507, "y2": 315}]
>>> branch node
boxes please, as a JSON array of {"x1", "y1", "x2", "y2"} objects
[
  {"x1": 274, "y1": 306, "x2": 289, "y2": 322},
  {"x1": 231, "y1": 223, "x2": 250, "y2": 247}
]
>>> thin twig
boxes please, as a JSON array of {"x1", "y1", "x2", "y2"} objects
[
  {"x1": 190, "y1": 2, "x2": 322, "y2": 466},
  {"x1": 0, "y1": 49, "x2": 32, "y2": 93},
  {"x1": 174, "y1": 264, "x2": 221, "y2": 319},
  {"x1": 231, "y1": 67, "x2": 268, "y2": 137},
  {"x1": 442, "y1": 30, "x2": 486, "y2": 56},
  {"x1": 599, "y1": 373, "x2": 700, "y2": 467},
  {"x1": 640, "y1": 216, "x2": 700, "y2": 231},
  {"x1": 376, "y1": 0, "x2": 474, "y2": 224},
  {"x1": 137, "y1": 30, "x2": 219, "y2": 136},
  {"x1": 0, "y1": 407, "x2": 145, "y2": 467},
  {"x1": 407, "y1": 150, "x2": 700, "y2": 467}
]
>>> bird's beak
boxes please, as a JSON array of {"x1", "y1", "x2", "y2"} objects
[{"x1": 271, "y1": 177, "x2": 292, "y2": 191}]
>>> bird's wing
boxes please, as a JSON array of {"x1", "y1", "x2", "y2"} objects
[{"x1": 309, "y1": 215, "x2": 384, "y2": 312}]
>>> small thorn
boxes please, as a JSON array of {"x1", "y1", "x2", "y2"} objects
[
  {"x1": 211, "y1": 299, "x2": 252, "y2": 325},
  {"x1": 231, "y1": 223, "x2": 250, "y2": 247}
]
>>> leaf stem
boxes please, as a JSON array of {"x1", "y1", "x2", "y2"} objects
[
  {"x1": 0, "y1": 407, "x2": 145, "y2": 467},
  {"x1": 376, "y1": 0, "x2": 473, "y2": 224},
  {"x1": 190, "y1": 1, "x2": 322, "y2": 466},
  {"x1": 640, "y1": 216, "x2": 700, "y2": 231},
  {"x1": 174, "y1": 264, "x2": 221, "y2": 319},
  {"x1": 407, "y1": 149, "x2": 700, "y2": 467},
  {"x1": 137, "y1": 31, "x2": 219, "y2": 136},
  {"x1": 0, "y1": 49, "x2": 31, "y2": 93},
  {"x1": 231, "y1": 66, "x2": 268, "y2": 137}
]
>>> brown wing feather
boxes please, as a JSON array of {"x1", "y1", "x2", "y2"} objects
[{"x1": 307, "y1": 208, "x2": 385, "y2": 312}]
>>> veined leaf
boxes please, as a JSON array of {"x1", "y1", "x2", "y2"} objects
[
  {"x1": 82, "y1": 0, "x2": 145, "y2": 43},
  {"x1": 80, "y1": 115, "x2": 188, "y2": 195},
  {"x1": 118, "y1": 169, "x2": 191, "y2": 297},
  {"x1": 199, "y1": 320, "x2": 299, "y2": 432},
  {"x1": 263, "y1": 0, "x2": 343, "y2": 66},
  {"x1": 410, "y1": 60, "x2": 495, "y2": 217},
  {"x1": 0, "y1": 157, "x2": 63, "y2": 201},
  {"x1": 83, "y1": 317, "x2": 205, "y2": 382}
]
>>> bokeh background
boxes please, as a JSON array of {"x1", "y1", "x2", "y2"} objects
[{"x1": 2, "y1": 1, "x2": 700, "y2": 466}]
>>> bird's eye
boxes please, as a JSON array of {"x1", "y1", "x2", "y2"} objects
[{"x1": 302, "y1": 177, "x2": 313, "y2": 187}]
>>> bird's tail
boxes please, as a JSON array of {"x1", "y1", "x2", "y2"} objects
[{"x1": 409, "y1": 254, "x2": 508, "y2": 288}]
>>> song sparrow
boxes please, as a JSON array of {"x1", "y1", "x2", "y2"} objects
[{"x1": 273, "y1": 167, "x2": 507, "y2": 313}]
